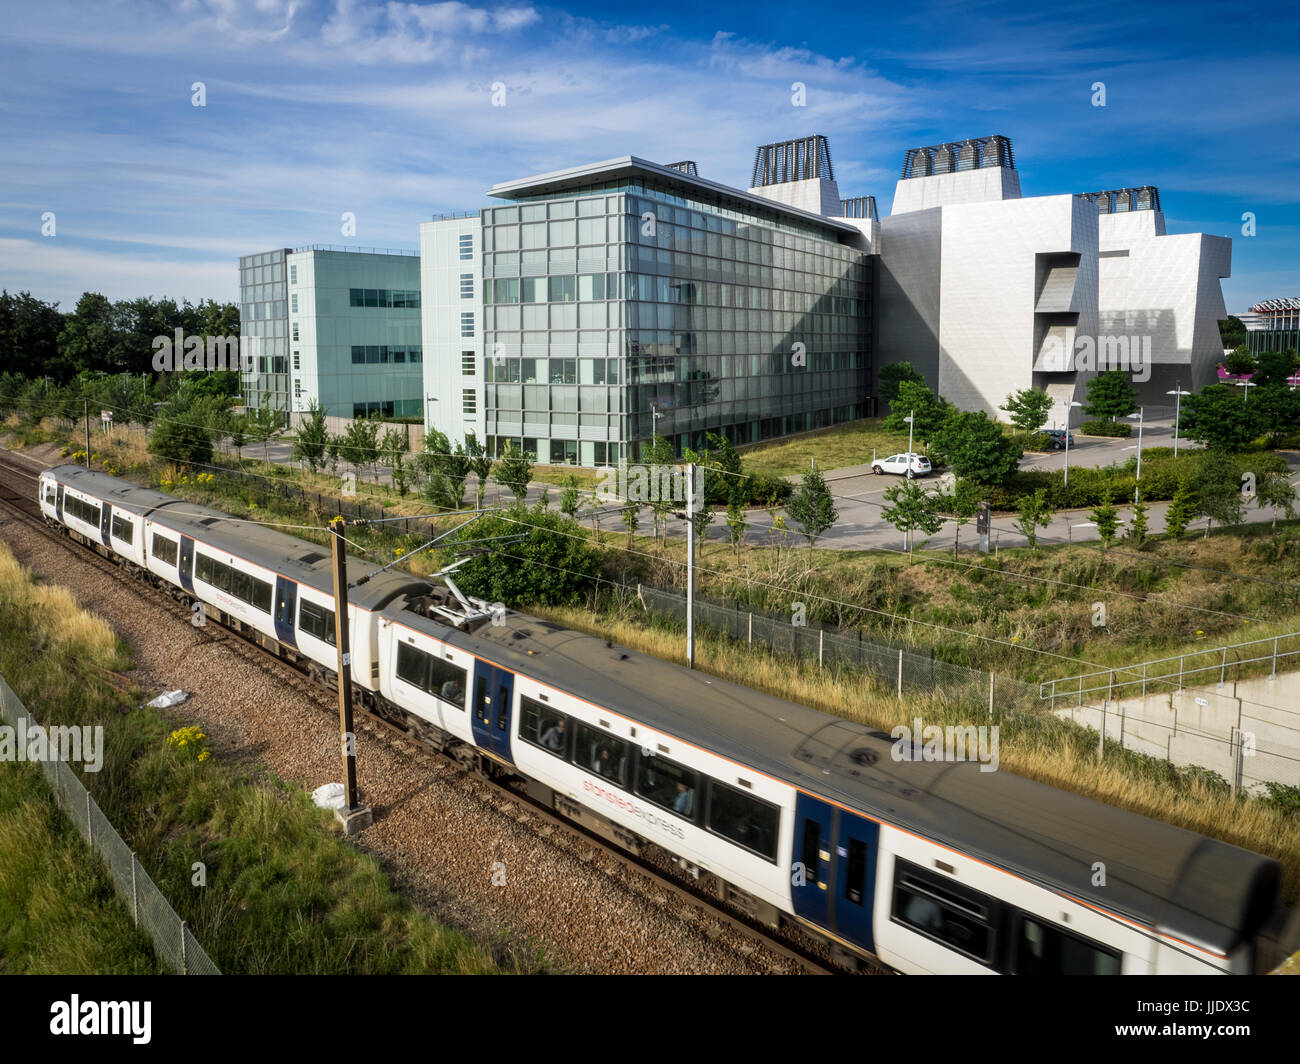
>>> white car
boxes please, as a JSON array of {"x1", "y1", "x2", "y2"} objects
[{"x1": 872, "y1": 453, "x2": 931, "y2": 477}]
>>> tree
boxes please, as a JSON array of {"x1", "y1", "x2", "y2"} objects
[
  {"x1": 449, "y1": 507, "x2": 601, "y2": 608},
  {"x1": 248, "y1": 398, "x2": 282, "y2": 469},
  {"x1": 1219, "y1": 316, "x2": 1248, "y2": 350},
  {"x1": 292, "y1": 400, "x2": 328, "y2": 473},
  {"x1": 935, "y1": 477, "x2": 981, "y2": 557},
  {"x1": 1253, "y1": 347, "x2": 1299, "y2": 387},
  {"x1": 621, "y1": 497, "x2": 639, "y2": 548},
  {"x1": 1190, "y1": 451, "x2": 1245, "y2": 537},
  {"x1": 1013, "y1": 489, "x2": 1053, "y2": 550},
  {"x1": 1180, "y1": 383, "x2": 1266, "y2": 452},
  {"x1": 882, "y1": 380, "x2": 954, "y2": 450},
  {"x1": 1223, "y1": 346, "x2": 1256, "y2": 375},
  {"x1": 1256, "y1": 469, "x2": 1298, "y2": 529},
  {"x1": 148, "y1": 402, "x2": 213, "y2": 467},
  {"x1": 494, "y1": 439, "x2": 534, "y2": 505},
  {"x1": 380, "y1": 426, "x2": 411, "y2": 496},
  {"x1": 725, "y1": 499, "x2": 748, "y2": 557},
  {"x1": 1000, "y1": 387, "x2": 1053, "y2": 434},
  {"x1": 929, "y1": 410, "x2": 1023, "y2": 484},
  {"x1": 559, "y1": 474, "x2": 581, "y2": 518},
  {"x1": 464, "y1": 430, "x2": 494, "y2": 510},
  {"x1": 1125, "y1": 496, "x2": 1150, "y2": 548},
  {"x1": 0, "y1": 290, "x2": 63, "y2": 378},
  {"x1": 689, "y1": 502, "x2": 716, "y2": 557},
  {"x1": 1083, "y1": 370, "x2": 1138, "y2": 423},
  {"x1": 881, "y1": 479, "x2": 945, "y2": 559},
  {"x1": 878, "y1": 361, "x2": 926, "y2": 405},
  {"x1": 1164, "y1": 478, "x2": 1198, "y2": 539},
  {"x1": 1090, "y1": 499, "x2": 1120, "y2": 549},
  {"x1": 418, "y1": 428, "x2": 470, "y2": 509},
  {"x1": 684, "y1": 431, "x2": 745, "y2": 506},
  {"x1": 785, "y1": 468, "x2": 838, "y2": 550},
  {"x1": 340, "y1": 415, "x2": 382, "y2": 484}
]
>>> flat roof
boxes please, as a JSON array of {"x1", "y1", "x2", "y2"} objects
[{"x1": 488, "y1": 155, "x2": 860, "y2": 237}]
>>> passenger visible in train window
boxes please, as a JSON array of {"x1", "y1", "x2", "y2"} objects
[
  {"x1": 441, "y1": 677, "x2": 464, "y2": 703},
  {"x1": 593, "y1": 746, "x2": 618, "y2": 779},
  {"x1": 540, "y1": 717, "x2": 567, "y2": 753},
  {"x1": 673, "y1": 782, "x2": 694, "y2": 817},
  {"x1": 904, "y1": 892, "x2": 944, "y2": 934}
]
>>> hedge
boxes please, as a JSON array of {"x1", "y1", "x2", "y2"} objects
[{"x1": 1081, "y1": 419, "x2": 1132, "y2": 438}]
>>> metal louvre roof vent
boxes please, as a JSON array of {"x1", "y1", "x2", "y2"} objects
[
  {"x1": 1079, "y1": 186, "x2": 1162, "y2": 214},
  {"x1": 901, "y1": 135, "x2": 1014, "y2": 179},
  {"x1": 840, "y1": 196, "x2": 878, "y2": 221},
  {"x1": 665, "y1": 160, "x2": 698, "y2": 176},
  {"x1": 296, "y1": 551, "x2": 327, "y2": 565},
  {"x1": 751, "y1": 134, "x2": 834, "y2": 187}
]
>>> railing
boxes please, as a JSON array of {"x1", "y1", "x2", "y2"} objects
[
  {"x1": 1039, "y1": 631, "x2": 1300, "y2": 709},
  {"x1": 291, "y1": 244, "x2": 419, "y2": 257},
  {"x1": 430, "y1": 211, "x2": 480, "y2": 222}
]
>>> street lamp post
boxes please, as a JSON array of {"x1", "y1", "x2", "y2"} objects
[
  {"x1": 904, "y1": 411, "x2": 915, "y2": 481},
  {"x1": 1062, "y1": 400, "x2": 1083, "y2": 488},
  {"x1": 1128, "y1": 407, "x2": 1144, "y2": 503},
  {"x1": 1166, "y1": 385, "x2": 1191, "y2": 457},
  {"x1": 1235, "y1": 380, "x2": 1257, "y2": 403}
]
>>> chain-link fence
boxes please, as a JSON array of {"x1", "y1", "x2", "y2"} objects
[
  {"x1": 0, "y1": 673, "x2": 220, "y2": 975},
  {"x1": 635, "y1": 584, "x2": 1039, "y2": 714}
]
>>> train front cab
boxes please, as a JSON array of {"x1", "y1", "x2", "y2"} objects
[
  {"x1": 470, "y1": 660, "x2": 514, "y2": 764},
  {"x1": 792, "y1": 792, "x2": 879, "y2": 959}
]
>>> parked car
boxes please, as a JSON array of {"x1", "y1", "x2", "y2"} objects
[
  {"x1": 1043, "y1": 429, "x2": 1076, "y2": 450},
  {"x1": 872, "y1": 453, "x2": 931, "y2": 476}
]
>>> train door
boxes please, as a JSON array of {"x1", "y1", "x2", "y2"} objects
[
  {"x1": 99, "y1": 501, "x2": 112, "y2": 546},
  {"x1": 792, "y1": 793, "x2": 836, "y2": 930},
  {"x1": 273, "y1": 576, "x2": 298, "y2": 648},
  {"x1": 178, "y1": 535, "x2": 195, "y2": 593},
  {"x1": 55, "y1": 483, "x2": 64, "y2": 522},
  {"x1": 470, "y1": 662, "x2": 515, "y2": 763},
  {"x1": 832, "y1": 811, "x2": 879, "y2": 953}
]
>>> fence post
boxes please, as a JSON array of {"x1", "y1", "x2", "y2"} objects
[
  {"x1": 131, "y1": 853, "x2": 139, "y2": 927},
  {"x1": 748, "y1": 613, "x2": 752, "y2": 647},
  {"x1": 897, "y1": 649, "x2": 903, "y2": 698},
  {"x1": 86, "y1": 790, "x2": 93, "y2": 847},
  {"x1": 180, "y1": 920, "x2": 189, "y2": 975},
  {"x1": 1219, "y1": 647, "x2": 1227, "y2": 688},
  {"x1": 819, "y1": 628, "x2": 824, "y2": 669},
  {"x1": 1272, "y1": 636, "x2": 1279, "y2": 679},
  {"x1": 1141, "y1": 663, "x2": 1147, "y2": 700},
  {"x1": 988, "y1": 670, "x2": 994, "y2": 721},
  {"x1": 1178, "y1": 655, "x2": 1184, "y2": 689}
]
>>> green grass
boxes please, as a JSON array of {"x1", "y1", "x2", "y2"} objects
[
  {"x1": 0, "y1": 544, "x2": 527, "y2": 974},
  {"x1": 736, "y1": 418, "x2": 913, "y2": 478}
]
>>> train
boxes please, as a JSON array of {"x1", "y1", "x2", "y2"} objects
[{"x1": 37, "y1": 463, "x2": 1300, "y2": 974}]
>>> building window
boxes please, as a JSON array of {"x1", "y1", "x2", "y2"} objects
[
  {"x1": 460, "y1": 273, "x2": 474, "y2": 299},
  {"x1": 289, "y1": 265, "x2": 297, "y2": 284},
  {"x1": 459, "y1": 233, "x2": 473, "y2": 260},
  {"x1": 462, "y1": 389, "x2": 477, "y2": 415},
  {"x1": 294, "y1": 379, "x2": 302, "y2": 399},
  {"x1": 291, "y1": 322, "x2": 299, "y2": 341},
  {"x1": 290, "y1": 293, "x2": 298, "y2": 312},
  {"x1": 460, "y1": 312, "x2": 474, "y2": 337},
  {"x1": 461, "y1": 350, "x2": 476, "y2": 375},
  {"x1": 293, "y1": 352, "x2": 300, "y2": 370}
]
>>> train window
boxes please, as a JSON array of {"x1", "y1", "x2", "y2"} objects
[
  {"x1": 634, "y1": 752, "x2": 698, "y2": 821},
  {"x1": 706, "y1": 781, "x2": 780, "y2": 863},
  {"x1": 495, "y1": 685, "x2": 509, "y2": 731},
  {"x1": 194, "y1": 554, "x2": 271, "y2": 612},
  {"x1": 110, "y1": 513, "x2": 134, "y2": 543},
  {"x1": 845, "y1": 838, "x2": 867, "y2": 905},
  {"x1": 519, "y1": 697, "x2": 569, "y2": 758},
  {"x1": 298, "y1": 599, "x2": 336, "y2": 645},
  {"x1": 396, "y1": 642, "x2": 431, "y2": 691},
  {"x1": 64, "y1": 494, "x2": 100, "y2": 526},
  {"x1": 474, "y1": 677, "x2": 488, "y2": 723},
  {"x1": 801, "y1": 820, "x2": 821, "y2": 883},
  {"x1": 44, "y1": 484, "x2": 56, "y2": 505},
  {"x1": 428, "y1": 656, "x2": 466, "y2": 709},
  {"x1": 151, "y1": 534, "x2": 178, "y2": 567},
  {"x1": 573, "y1": 721, "x2": 629, "y2": 788},
  {"x1": 891, "y1": 860, "x2": 999, "y2": 966},
  {"x1": 1013, "y1": 916, "x2": 1121, "y2": 976}
]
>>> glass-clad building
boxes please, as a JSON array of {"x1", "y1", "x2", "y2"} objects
[
  {"x1": 469, "y1": 157, "x2": 871, "y2": 463},
  {"x1": 239, "y1": 249, "x2": 290, "y2": 415}
]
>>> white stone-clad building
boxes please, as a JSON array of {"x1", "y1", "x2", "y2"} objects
[{"x1": 873, "y1": 136, "x2": 1231, "y2": 425}]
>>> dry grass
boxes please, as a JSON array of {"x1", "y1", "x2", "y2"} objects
[{"x1": 0, "y1": 547, "x2": 124, "y2": 669}]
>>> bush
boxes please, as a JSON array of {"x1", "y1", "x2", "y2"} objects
[
  {"x1": 745, "y1": 472, "x2": 792, "y2": 506},
  {"x1": 1081, "y1": 420, "x2": 1131, "y2": 438}
]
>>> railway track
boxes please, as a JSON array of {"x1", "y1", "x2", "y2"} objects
[{"x1": 0, "y1": 449, "x2": 862, "y2": 975}]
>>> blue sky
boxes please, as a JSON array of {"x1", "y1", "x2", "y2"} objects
[{"x1": 1, "y1": 0, "x2": 1296, "y2": 312}]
